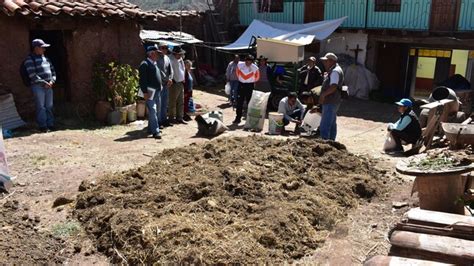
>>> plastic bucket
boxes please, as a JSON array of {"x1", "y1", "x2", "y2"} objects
[
  {"x1": 127, "y1": 110, "x2": 137, "y2": 122},
  {"x1": 302, "y1": 112, "x2": 321, "y2": 132},
  {"x1": 268, "y1": 112, "x2": 284, "y2": 135},
  {"x1": 107, "y1": 110, "x2": 121, "y2": 125}
]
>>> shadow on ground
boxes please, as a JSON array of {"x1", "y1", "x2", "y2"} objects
[
  {"x1": 114, "y1": 128, "x2": 149, "y2": 142},
  {"x1": 339, "y1": 97, "x2": 399, "y2": 123}
]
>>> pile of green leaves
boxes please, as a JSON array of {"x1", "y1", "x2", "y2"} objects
[{"x1": 407, "y1": 151, "x2": 470, "y2": 171}]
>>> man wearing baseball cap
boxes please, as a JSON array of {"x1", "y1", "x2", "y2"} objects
[
  {"x1": 319, "y1": 52, "x2": 344, "y2": 140},
  {"x1": 139, "y1": 45, "x2": 163, "y2": 139},
  {"x1": 386, "y1": 98, "x2": 422, "y2": 153},
  {"x1": 24, "y1": 39, "x2": 57, "y2": 133}
]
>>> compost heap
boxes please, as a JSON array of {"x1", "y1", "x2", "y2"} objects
[{"x1": 75, "y1": 136, "x2": 386, "y2": 264}]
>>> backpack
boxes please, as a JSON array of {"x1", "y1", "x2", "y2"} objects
[{"x1": 19, "y1": 55, "x2": 36, "y2": 86}]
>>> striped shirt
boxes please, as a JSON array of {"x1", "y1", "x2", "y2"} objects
[{"x1": 24, "y1": 54, "x2": 56, "y2": 86}]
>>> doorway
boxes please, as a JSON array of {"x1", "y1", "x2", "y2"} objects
[
  {"x1": 29, "y1": 30, "x2": 70, "y2": 104},
  {"x1": 412, "y1": 48, "x2": 470, "y2": 98}
]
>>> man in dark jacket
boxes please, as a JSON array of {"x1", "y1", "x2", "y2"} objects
[
  {"x1": 299, "y1": 56, "x2": 323, "y2": 94},
  {"x1": 387, "y1": 98, "x2": 422, "y2": 153},
  {"x1": 139, "y1": 45, "x2": 163, "y2": 139}
]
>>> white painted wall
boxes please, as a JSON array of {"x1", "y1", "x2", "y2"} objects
[{"x1": 320, "y1": 32, "x2": 368, "y2": 65}]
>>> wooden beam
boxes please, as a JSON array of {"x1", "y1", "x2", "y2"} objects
[
  {"x1": 406, "y1": 208, "x2": 474, "y2": 232},
  {"x1": 390, "y1": 231, "x2": 474, "y2": 265},
  {"x1": 364, "y1": 255, "x2": 453, "y2": 266},
  {"x1": 395, "y1": 223, "x2": 474, "y2": 241}
]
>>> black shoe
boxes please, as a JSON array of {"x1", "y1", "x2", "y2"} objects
[
  {"x1": 48, "y1": 126, "x2": 57, "y2": 132},
  {"x1": 176, "y1": 119, "x2": 187, "y2": 124},
  {"x1": 168, "y1": 119, "x2": 177, "y2": 125},
  {"x1": 159, "y1": 125, "x2": 164, "y2": 130},
  {"x1": 162, "y1": 121, "x2": 172, "y2": 127},
  {"x1": 152, "y1": 133, "x2": 162, "y2": 139},
  {"x1": 183, "y1": 114, "x2": 192, "y2": 122},
  {"x1": 232, "y1": 119, "x2": 241, "y2": 124},
  {"x1": 39, "y1": 127, "x2": 50, "y2": 133}
]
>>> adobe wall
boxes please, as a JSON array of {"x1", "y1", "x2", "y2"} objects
[
  {"x1": 0, "y1": 16, "x2": 33, "y2": 117},
  {"x1": 0, "y1": 15, "x2": 143, "y2": 119},
  {"x1": 67, "y1": 19, "x2": 143, "y2": 108}
]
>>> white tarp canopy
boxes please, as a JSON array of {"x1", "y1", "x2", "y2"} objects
[
  {"x1": 217, "y1": 17, "x2": 347, "y2": 50},
  {"x1": 140, "y1": 30, "x2": 203, "y2": 45}
]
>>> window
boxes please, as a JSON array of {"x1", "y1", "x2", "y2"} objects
[
  {"x1": 258, "y1": 0, "x2": 284, "y2": 13},
  {"x1": 375, "y1": 0, "x2": 401, "y2": 12}
]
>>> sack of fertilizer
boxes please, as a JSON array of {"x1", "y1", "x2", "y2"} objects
[
  {"x1": 195, "y1": 113, "x2": 228, "y2": 137},
  {"x1": 244, "y1": 91, "x2": 271, "y2": 131}
]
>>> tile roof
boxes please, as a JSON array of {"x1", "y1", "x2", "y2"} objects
[{"x1": 0, "y1": 0, "x2": 199, "y2": 20}]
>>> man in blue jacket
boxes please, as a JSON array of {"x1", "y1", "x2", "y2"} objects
[{"x1": 139, "y1": 45, "x2": 163, "y2": 139}]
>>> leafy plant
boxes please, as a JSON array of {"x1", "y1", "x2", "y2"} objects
[
  {"x1": 92, "y1": 61, "x2": 139, "y2": 108},
  {"x1": 92, "y1": 62, "x2": 111, "y2": 102},
  {"x1": 456, "y1": 197, "x2": 474, "y2": 216}
]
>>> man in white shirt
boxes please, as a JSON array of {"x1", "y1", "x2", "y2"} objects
[
  {"x1": 157, "y1": 43, "x2": 174, "y2": 128},
  {"x1": 168, "y1": 46, "x2": 187, "y2": 124}
]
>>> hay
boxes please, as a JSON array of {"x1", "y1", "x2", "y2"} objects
[{"x1": 75, "y1": 136, "x2": 386, "y2": 264}]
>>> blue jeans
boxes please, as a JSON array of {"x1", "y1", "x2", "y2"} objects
[
  {"x1": 159, "y1": 85, "x2": 169, "y2": 124},
  {"x1": 230, "y1": 80, "x2": 239, "y2": 106},
  {"x1": 32, "y1": 84, "x2": 54, "y2": 128},
  {"x1": 146, "y1": 89, "x2": 161, "y2": 135},
  {"x1": 320, "y1": 103, "x2": 340, "y2": 140}
]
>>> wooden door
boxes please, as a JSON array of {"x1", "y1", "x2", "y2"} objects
[
  {"x1": 376, "y1": 42, "x2": 407, "y2": 98},
  {"x1": 304, "y1": 0, "x2": 324, "y2": 23},
  {"x1": 430, "y1": 0, "x2": 460, "y2": 32}
]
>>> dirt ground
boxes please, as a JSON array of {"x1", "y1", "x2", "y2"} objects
[{"x1": 1, "y1": 88, "x2": 415, "y2": 264}]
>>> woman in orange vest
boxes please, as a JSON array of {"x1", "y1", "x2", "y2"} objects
[{"x1": 233, "y1": 54, "x2": 260, "y2": 124}]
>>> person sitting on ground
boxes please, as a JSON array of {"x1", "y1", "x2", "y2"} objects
[
  {"x1": 386, "y1": 98, "x2": 422, "y2": 153},
  {"x1": 278, "y1": 92, "x2": 305, "y2": 130}
]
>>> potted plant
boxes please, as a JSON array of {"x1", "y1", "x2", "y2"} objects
[
  {"x1": 106, "y1": 62, "x2": 139, "y2": 125},
  {"x1": 92, "y1": 62, "x2": 112, "y2": 123}
]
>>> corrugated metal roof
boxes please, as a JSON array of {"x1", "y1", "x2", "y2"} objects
[{"x1": 0, "y1": 94, "x2": 26, "y2": 131}]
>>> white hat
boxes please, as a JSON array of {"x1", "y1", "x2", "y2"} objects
[{"x1": 320, "y1": 53, "x2": 338, "y2": 62}]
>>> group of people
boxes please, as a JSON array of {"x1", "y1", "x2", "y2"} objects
[
  {"x1": 23, "y1": 38, "x2": 421, "y2": 153},
  {"x1": 226, "y1": 52, "x2": 344, "y2": 141},
  {"x1": 138, "y1": 43, "x2": 195, "y2": 139}
]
